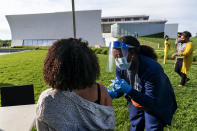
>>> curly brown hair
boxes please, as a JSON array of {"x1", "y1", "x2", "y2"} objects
[{"x1": 43, "y1": 38, "x2": 100, "y2": 91}]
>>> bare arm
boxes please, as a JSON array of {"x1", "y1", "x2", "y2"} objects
[{"x1": 98, "y1": 83, "x2": 113, "y2": 106}]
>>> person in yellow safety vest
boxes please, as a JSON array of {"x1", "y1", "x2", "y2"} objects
[
  {"x1": 163, "y1": 35, "x2": 170, "y2": 64},
  {"x1": 171, "y1": 31, "x2": 194, "y2": 87}
]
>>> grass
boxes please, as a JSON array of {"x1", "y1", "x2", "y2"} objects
[
  {"x1": 0, "y1": 49, "x2": 197, "y2": 130},
  {"x1": 138, "y1": 37, "x2": 176, "y2": 49},
  {"x1": 138, "y1": 36, "x2": 197, "y2": 50},
  {"x1": 0, "y1": 50, "x2": 49, "y2": 102},
  {"x1": 191, "y1": 37, "x2": 197, "y2": 48}
]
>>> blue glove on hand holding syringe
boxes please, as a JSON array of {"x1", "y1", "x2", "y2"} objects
[{"x1": 106, "y1": 77, "x2": 132, "y2": 99}]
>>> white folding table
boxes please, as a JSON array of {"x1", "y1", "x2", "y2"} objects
[{"x1": 0, "y1": 104, "x2": 37, "y2": 131}]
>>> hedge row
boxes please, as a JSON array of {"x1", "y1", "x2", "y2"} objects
[
  {"x1": 11, "y1": 46, "x2": 197, "y2": 62},
  {"x1": 12, "y1": 46, "x2": 50, "y2": 50},
  {"x1": 91, "y1": 47, "x2": 108, "y2": 55}
]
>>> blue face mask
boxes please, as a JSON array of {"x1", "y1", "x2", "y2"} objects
[{"x1": 115, "y1": 57, "x2": 131, "y2": 70}]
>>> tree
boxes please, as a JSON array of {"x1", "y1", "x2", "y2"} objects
[
  {"x1": 7, "y1": 41, "x2": 11, "y2": 46},
  {"x1": 0, "y1": 41, "x2": 3, "y2": 47}
]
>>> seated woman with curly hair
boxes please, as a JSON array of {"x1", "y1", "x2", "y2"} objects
[{"x1": 36, "y1": 38, "x2": 115, "y2": 131}]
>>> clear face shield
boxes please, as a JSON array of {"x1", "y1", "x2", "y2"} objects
[{"x1": 106, "y1": 41, "x2": 135, "y2": 72}]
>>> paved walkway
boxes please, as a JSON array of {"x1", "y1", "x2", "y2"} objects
[{"x1": 0, "y1": 53, "x2": 11, "y2": 56}]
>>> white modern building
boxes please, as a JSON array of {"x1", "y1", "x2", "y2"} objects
[
  {"x1": 101, "y1": 15, "x2": 149, "y2": 32},
  {"x1": 6, "y1": 11, "x2": 178, "y2": 47},
  {"x1": 111, "y1": 22, "x2": 165, "y2": 37},
  {"x1": 164, "y1": 24, "x2": 179, "y2": 38},
  {"x1": 101, "y1": 15, "x2": 178, "y2": 38},
  {"x1": 6, "y1": 10, "x2": 104, "y2": 47}
]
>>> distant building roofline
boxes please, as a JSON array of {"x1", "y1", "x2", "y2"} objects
[
  {"x1": 102, "y1": 15, "x2": 149, "y2": 19},
  {"x1": 101, "y1": 19, "x2": 167, "y2": 24},
  {"x1": 5, "y1": 10, "x2": 101, "y2": 16}
]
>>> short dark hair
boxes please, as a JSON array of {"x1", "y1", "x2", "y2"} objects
[
  {"x1": 177, "y1": 32, "x2": 182, "y2": 38},
  {"x1": 43, "y1": 38, "x2": 100, "y2": 91},
  {"x1": 183, "y1": 31, "x2": 192, "y2": 38},
  {"x1": 165, "y1": 35, "x2": 169, "y2": 39},
  {"x1": 177, "y1": 32, "x2": 182, "y2": 35},
  {"x1": 118, "y1": 36, "x2": 157, "y2": 61},
  {"x1": 118, "y1": 36, "x2": 140, "y2": 48}
]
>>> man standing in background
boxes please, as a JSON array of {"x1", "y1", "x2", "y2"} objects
[
  {"x1": 172, "y1": 31, "x2": 194, "y2": 86},
  {"x1": 175, "y1": 32, "x2": 182, "y2": 49}
]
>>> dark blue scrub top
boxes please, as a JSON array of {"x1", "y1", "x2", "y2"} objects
[{"x1": 116, "y1": 55, "x2": 177, "y2": 125}]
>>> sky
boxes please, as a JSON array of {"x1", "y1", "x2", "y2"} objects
[{"x1": 0, "y1": 0, "x2": 197, "y2": 40}]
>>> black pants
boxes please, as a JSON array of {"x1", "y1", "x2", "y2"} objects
[{"x1": 174, "y1": 58, "x2": 187, "y2": 85}]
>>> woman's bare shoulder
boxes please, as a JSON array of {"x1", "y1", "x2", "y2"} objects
[{"x1": 97, "y1": 83, "x2": 112, "y2": 106}]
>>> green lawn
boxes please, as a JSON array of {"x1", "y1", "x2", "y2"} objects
[
  {"x1": 138, "y1": 36, "x2": 197, "y2": 50},
  {"x1": 0, "y1": 50, "x2": 197, "y2": 130},
  {"x1": 138, "y1": 37, "x2": 176, "y2": 49}
]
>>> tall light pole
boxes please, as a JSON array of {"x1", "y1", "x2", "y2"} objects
[{"x1": 71, "y1": 0, "x2": 76, "y2": 38}]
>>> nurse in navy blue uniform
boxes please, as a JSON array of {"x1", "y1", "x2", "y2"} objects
[{"x1": 107, "y1": 36, "x2": 177, "y2": 131}]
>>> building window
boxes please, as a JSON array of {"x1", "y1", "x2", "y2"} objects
[
  {"x1": 102, "y1": 19, "x2": 108, "y2": 22},
  {"x1": 23, "y1": 39, "x2": 56, "y2": 46},
  {"x1": 23, "y1": 40, "x2": 32, "y2": 46},
  {"x1": 32, "y1": 40, "x2": 38, "y2": 46},
  {"x1": 133, "y1": 17, "x2": 140, "y2": 21},
  {"x1": 125, "y1": 18, "x2": 131, "y2": 21},
  {"x1": 102, "y1": 24, "x2": 111, "y2": 33},
  {"x1": 115, "y1": 18, "x2": 121, "y2": 21},
  {"x1": 143, "y1": 18, "x2": 148, "y2": 20},
  {"x1": 109, "y1": 19, "x2": 114, "y2": 22}
]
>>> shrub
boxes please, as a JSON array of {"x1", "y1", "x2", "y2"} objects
[
  {"x1": 12, "y1": 46, "x2": 24, "y2": 48},
  {"x1": 95, "y1": 48, "x2": 103, "y2": 54},
  {"x1": 91, "y1": 48, "x2": 97, "y2": 53},
  {"x1": 193, "y1": 55, "x2": 197, "y2": 62},
  {"x1": 91, "y1": 47, "x2": 108, "y2": 55},
  {"x1": 0, "y1": 41, "x2": 3, "y2": 47},
  {"x1": 12, "y1": 46, "x2": 49, "y2": 50},
  {"x1": 101, "y1": 49, "x2": 108, "y2": 54},
  {"x1": 103, "y1": 30, "x2": 111, "y2": 33}
]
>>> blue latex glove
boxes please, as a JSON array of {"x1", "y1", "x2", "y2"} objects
[
  {"x1": 106, "y1": 88, "x2": 117, "y2": 99},
  {"x1": 112, "y1": 77, "x2": 132, "y2": 94}
]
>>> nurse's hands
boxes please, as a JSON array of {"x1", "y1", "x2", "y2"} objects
[
  {"x1": 106, "y1": 77, "x2": 132, "y2": 99},
  {"x1": 106, "y1": 88, "x2": 117, "y2": 99},
  {"x1": 113, "y1": 77, "x2": 132, "y2": 94}
]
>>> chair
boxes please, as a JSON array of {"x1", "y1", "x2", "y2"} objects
[{"x1": 0, "y1": 85, "x2": 35, "y2": 107}]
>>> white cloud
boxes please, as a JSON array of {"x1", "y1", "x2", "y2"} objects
[{"x1": 0, "y1": 0, "x2": 197, "y2": 39}]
